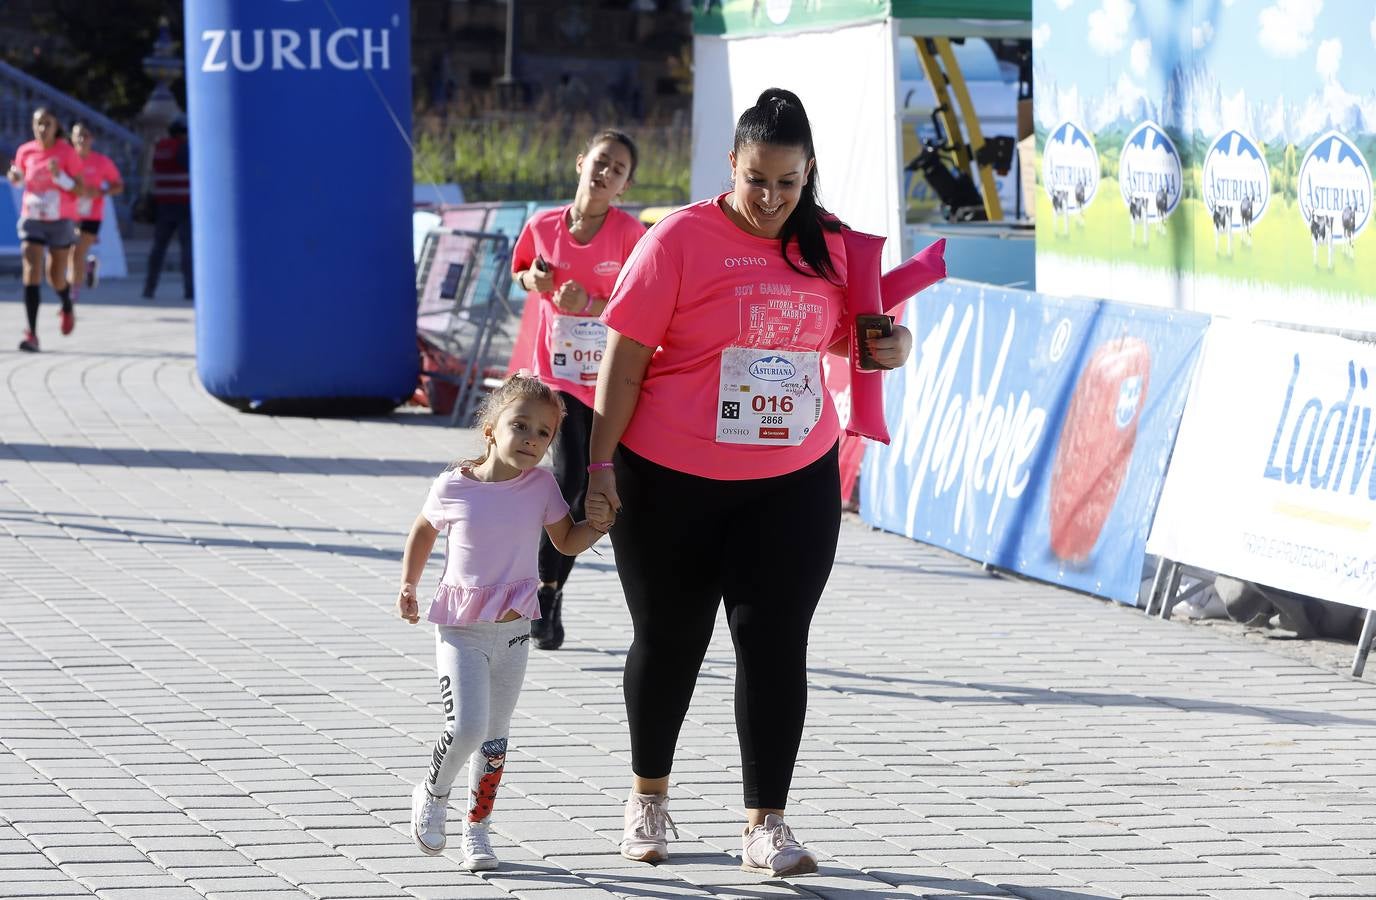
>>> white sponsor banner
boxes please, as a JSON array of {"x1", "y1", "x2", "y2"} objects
[{"x1": 1148, "y1": 319, "x2": 1376, "y2": 612}]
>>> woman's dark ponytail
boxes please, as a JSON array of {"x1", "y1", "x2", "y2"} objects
[{"x1": 732, "y1": 88, "x2": 842, "y2": 284}]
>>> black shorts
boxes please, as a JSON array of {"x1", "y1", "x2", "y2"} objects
[{"x1": 78, "y1": 219, "x2": 102, "y2": 235}]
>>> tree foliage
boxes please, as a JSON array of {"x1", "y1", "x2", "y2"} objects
[{"x1": 2, "y1": 1, "x2": 185, "y2": 122}]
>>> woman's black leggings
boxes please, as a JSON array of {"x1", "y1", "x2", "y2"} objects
[
  {"x1": 611, "y1": 443, "x2": 840, "y2": 809},
  {"x1": 538, "y1": 392, "x2": 593, "y2": 588}
]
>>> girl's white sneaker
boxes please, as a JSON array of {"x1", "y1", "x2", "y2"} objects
[
  {"x1": 461, "y1": 820, "x2": 499, "y2": 871},
  {"x1": 410, "y1": 783, "x2": 447, "y2": 856}
]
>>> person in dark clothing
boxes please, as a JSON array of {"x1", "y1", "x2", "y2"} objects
[{"x1": 142, "y1": 118, "x2": 192, "y2": 301}]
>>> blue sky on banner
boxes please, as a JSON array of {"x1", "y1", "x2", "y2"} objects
[{"x1": 1033, "y1": 1, "x2": 1376, "y2": 138}]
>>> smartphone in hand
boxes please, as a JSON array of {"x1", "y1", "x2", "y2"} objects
[{"x1": 855, "y1": 314, "x2": 895, "y2": 371}]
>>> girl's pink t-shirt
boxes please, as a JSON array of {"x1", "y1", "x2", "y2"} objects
[
  {"x1": 74, "y1": 152, "x2": 121, "y2": 221},
  {"x1": 13, "y1": 139, "x2": 82, "y2": 221},
  {"x1": 601, "y1": 193, "x2": 849, "y2": 481},
  {"x1": 511, "y1": 205, "x2": 645, "y2": 407},
  {"x1": 421, "y1": 465, "x2": 569, "y2": 626}
]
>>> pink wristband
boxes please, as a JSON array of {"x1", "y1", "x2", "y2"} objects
[{"x1": 587, "y1": 462, "x2": 614, "y2": 472}]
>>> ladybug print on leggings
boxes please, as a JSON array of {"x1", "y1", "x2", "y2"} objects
[{"x1": 468, "y1": 737, "x2": 507, "y2": 822}]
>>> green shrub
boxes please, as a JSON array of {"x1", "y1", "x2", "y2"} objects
[{"x1": 413, "y1": 104, "x2": 690, "y2": 206}]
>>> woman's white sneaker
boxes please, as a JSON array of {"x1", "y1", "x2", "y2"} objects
[
  {"x1": 461, "y1": 820, "x2": 499, "y2": 871},
  {"x1": 620, "y1": 791, "x2": 678, "y2": 863},
  {"x1": 410, "y1": 783, "x2": 448, "y2": 856},
  {"x1": 741, "y1": 814, "x2": 818, "y2": 876}
]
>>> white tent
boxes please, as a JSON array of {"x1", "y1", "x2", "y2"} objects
[{"x1": 690, "y1": 2, "x2": 1031, "y2": 271}]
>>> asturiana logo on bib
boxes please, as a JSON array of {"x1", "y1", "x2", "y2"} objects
[
  {"x1": 1298, "y1": 131, "x2": 1372, "y2": 243},
  {"x1": 724, "y1": 256, "x2": 768, "y2": 268},
  {"x1": 570, "y1": 321, "x2": 604, "y2": 340},
  {"x1": 593, "y1": 260, "x2": 621, "y2": 276},
  {"x1": 749, "y1": 356, "x2": 796, "y2": 382}
]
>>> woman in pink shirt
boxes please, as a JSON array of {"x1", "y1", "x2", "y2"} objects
[
  {"x1": 510, "y1": 130, "x2": 644, "y2": 651},
  {"x1": 396, "y1": 374, "x2": 612, "y2": 870},
  {"x1": 588, "y1": 89, "x2": 913, "y2": 876},
  {"x1": 6, "y1": 107, "x2": 83, "y2": 351},
  {"x1": 67, "y1": 122, "x2": 124, "y2": 295}
]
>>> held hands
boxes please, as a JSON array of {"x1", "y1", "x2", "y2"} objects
[
  {"x1": 553, "y1": 279, "x2": 589, "y2": 313},
  {"x1": 397, "y1": 583, "x2": 420, "y2": 624},
  {"x1": 584, "y1": 492, "x2": 615, "y2": 533},
  {"x1": 586, "y1": 468, "x2": 621, "y2": 524},
  {"x1": 863, "y1": 324, "x2": 914, "y2": 370}
]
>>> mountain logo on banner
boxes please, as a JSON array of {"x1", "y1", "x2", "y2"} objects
[
  {"x1": 1298, "y1": 131, "x2": 1372, "y2": 238},
  {"x1": 1118, "y1": 121, "x2": 1182, "y2": 222},
  {"x1": 1043, "y1": 121, "x2": 1099, "y2": 212},
  {"x1": 1202, "y1": 129, "x2": 1270, "y2": 228}
]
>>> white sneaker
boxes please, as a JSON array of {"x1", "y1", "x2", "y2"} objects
[
  {"x1": 620, "y1": 791, "x2": 677, "y2": 863},
  {"x1": 461, "y1": 819, "x2": 499, "y2": 871},
  {"x1": 741, "y1": 814, "x2": 818, "y2": 876},
  {"x1": 411, "y1": 782, "x2": 447, "y2": 855}
]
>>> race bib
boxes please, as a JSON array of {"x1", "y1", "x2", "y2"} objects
[
  {"x1": 76, "y1": 196, "x2": 93, "y2": 217},
  {"x1": 715, "y1": 347, "x2": 823, "y2": 446},
  {"x1": 548, "y1": 314, "x2": 607, "y2": 385},
  {"x1": 24, "y1": 190, "x2": 60, "y2": 221}
]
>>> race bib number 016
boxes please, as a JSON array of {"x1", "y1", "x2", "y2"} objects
[
  {"x1": 548, "y1": 314, "x2": 607, "y2": 384},
  {"x1": 715, "y1": 347, "x2": 822, "y2": 446}
]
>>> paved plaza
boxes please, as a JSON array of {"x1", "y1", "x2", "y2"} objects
[{"x1": 2, "y1": 279, "x2": 1376, "y2": 900}]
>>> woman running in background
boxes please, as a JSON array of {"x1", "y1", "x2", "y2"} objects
[
  {"x1": 7, "y1": 106, "x2": 83, "y2": 350},
  {"x1": 509, "y1": 129, "x2": 644, "y2": 651},
  {"x1": 68, "y1": 122, "x2": 123, "y2": 295}
]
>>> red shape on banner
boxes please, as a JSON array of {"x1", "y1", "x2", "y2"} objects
[{"x1": 1048, "y1": 336, "x2": 1152, "y2": 562}]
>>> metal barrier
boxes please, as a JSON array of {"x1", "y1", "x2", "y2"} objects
[{"x1": 415, "y1": 227, "x2": 520, "y2": 425}]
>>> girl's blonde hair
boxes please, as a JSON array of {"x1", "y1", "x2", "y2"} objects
[{"x1": 450, "y1": 374, "x2": 566, "y2": 469}]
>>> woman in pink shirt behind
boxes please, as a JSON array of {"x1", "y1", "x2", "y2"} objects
[
  {"x1": 67, "y1": 122, "x2": 124, "y2": 296},
  {"x1": 396, "y1": 374, "x2": 612, "y2": 870},
  {"x1": 509, "y1": 130, "x2": 644, "y2": 651},
  {"x1": 7, "y1": 106, "x2": 83, "y2": 351},
  {"x1": 588, "y1": 89, "x2": 914, "y2": 876}
]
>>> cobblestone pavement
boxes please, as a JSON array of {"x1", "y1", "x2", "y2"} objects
[{"x1": 3, "y1": 281, "x2": 1376, "y2": 900}]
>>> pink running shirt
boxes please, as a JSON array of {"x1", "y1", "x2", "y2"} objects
[
  {"x1": 74, "y1": 151, "x2": 121, "y2": 221},
  {"x1": 511, "y1": 205, "x2": 645, "y2": 407},
  {"x1": 12, "y1": 139, "x2": 82, "y2": 221},
  {"x1": 601, "y1": 193, "x2": 849, "y2": 481},
  {"x1": 421, "y1": 465, "x2": 570, "y2": 626}
]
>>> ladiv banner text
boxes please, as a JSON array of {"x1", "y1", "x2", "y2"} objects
[
  {"x1": 861, "y1": 281, "x2": 1208, "y2": 605},
  {"x1": 1034, "y1": 0, "x2": 1376, "y2": 332},
  {"x1": 1149, "y1": 320, "x2": 1376, "y2": 613}
]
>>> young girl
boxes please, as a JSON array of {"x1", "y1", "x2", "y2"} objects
[
  {"x1": 510, "y1": 129, "x2": 644, "y2": 651},
  {"x1": 397, "y1": 374, "x2": 613, "y2": 869}
]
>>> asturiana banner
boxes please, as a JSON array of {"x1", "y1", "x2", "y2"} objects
[
  {"x1": 1148, "y1": 320, "x2": 1376, "y2": 613},
  {"x1": 861, "y1": 280, "x2": 1208, "y2": 604}
]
